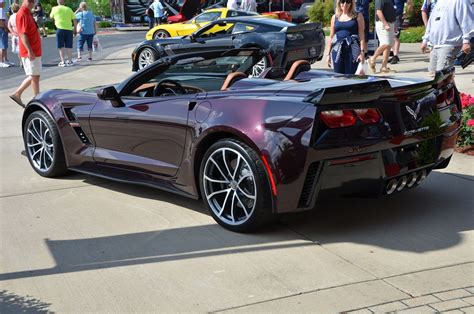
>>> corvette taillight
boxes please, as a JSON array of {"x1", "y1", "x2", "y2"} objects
[
  {"x1": 320, "y1": 108, "x2": 382, "y2": 128},
  {"x1": 437, "y1": 88, "x2": 454, "y2": 105},
  {"x1": 354, "y1": 108, "x2": 381, "y2": 124},
  {"x1": 320, "y1": 110, "x2": 356, "y2": 128}
]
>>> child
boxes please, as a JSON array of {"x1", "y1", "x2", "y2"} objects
[{"x1": 7, "y1": 3, "x2": 20, "y2": 67}]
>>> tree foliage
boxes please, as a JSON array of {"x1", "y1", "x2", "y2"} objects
[{"x1": 40, "y1": 0, "x2": 111, "y2": 17}]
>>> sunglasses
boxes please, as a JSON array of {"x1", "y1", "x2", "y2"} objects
[{"x1": 340, "y1": 0, "x2": 352, "y2": 4}]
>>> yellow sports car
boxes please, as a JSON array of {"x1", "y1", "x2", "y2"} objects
[{"x1": 146, "y1": 8, "x2": 272, "y2": 40}]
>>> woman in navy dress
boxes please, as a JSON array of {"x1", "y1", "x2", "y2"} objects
[{"x1": 328, "y1": 0, "x2": 366, "y2": 74}]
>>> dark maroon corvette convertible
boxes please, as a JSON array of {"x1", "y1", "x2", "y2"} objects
[{"x1": 22, "y1": 48, "x2": 462, "y2": 232}]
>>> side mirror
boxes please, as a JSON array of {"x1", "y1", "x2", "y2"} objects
[
  {"x1": 190, "y1": 34, "x2": 196, "y2": 42},
  {"x1": 97, "y1": 86, "x2": 124, "y2": 107}
]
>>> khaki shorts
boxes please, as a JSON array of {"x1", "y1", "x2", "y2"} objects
[
  {"x1": 22, "y1": 57, "x2": 42, "y2": 76},
  {"x1": 375, "y1": 21, "x2": 394, "y2": 46}
]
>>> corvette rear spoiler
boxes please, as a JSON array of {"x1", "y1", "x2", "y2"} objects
[
  {"x1": 304, "y1": 67, "x2": 455, "y2": 105},
  {"x1": 284, "y1": 22, "x2": 323, "y2": 34}
]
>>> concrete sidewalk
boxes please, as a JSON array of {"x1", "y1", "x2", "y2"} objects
[{"x1": 0, "y1": 45, "x2": 473, "y2": 313}]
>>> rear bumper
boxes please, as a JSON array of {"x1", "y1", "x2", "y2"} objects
[{"x1": 274, "y1": 129, "x2": 459, "y2": 213}]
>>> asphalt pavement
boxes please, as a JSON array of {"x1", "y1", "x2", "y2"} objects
[{"x1": 0, "y1": 31, "x2": 146, "y2": 90}]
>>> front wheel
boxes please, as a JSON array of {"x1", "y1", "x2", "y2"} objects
[
  {"x1": 199, "y1": 139, "x2": 274, "y2": 232},
  {"x1": 23, "y1": 110, "x2": 68, "y2": 177},
  {"x1": 137, "y1": 47, "x2": 157, "y2": 70}
]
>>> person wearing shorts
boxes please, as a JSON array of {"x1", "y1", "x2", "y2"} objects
[
  {"x1": 389, "y1": 0, "x2": 412, "y2": 64},
  {"x1": 421, "y1": 0, "x2": 473, "y2": 75},
  {"x1": 50, "y1": 0, "x2": 77, "y2": 67},
  {"x1": 368, "y1": 0, "x2": 396, "y2": 73},
  {"x1": 33, "y1": 2, "x2": 47, "y2": 37},
  {"x1": 0, "y1": 0, "x2": 13, "y2": 67},
  {"x1": 9, "y1": 0, "x2": 42, "y2": 108}
]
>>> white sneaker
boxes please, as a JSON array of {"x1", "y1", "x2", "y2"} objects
[
  {"x1": 65, "y1": 60, "x2": 74, "y2": 67},
  {"x1": 58, "y1": 61, "x2": 66, "y2": 67},
  {"x1": 0, "y1": 62, "x2": 11, "y2": 68}
]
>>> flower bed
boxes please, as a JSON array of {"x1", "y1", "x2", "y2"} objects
[{"x1": 456, "y1": 92, "x2": 474, "y2": 155}]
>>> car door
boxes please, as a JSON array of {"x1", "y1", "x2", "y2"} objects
[
  {"x1": 89, "y1": 65, "x2": 198, "y2": 178},
  {"x1": 180, "y1": 21, "x2": 235, "y2": 54}
]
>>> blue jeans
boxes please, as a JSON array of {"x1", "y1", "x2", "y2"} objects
[
  {"x1": 78, "y1": 33, "x2": 94, "y2": 51},
  {"x1": 332, "y1": 44, "x2": 359, "y2": 75}
]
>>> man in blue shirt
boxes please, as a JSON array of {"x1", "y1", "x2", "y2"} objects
[
  {"x1": 75, "y1": 2, "x2": 97, "y2": 61},
  {"x1": 389, "y1": 0, "x2": 412, "y2": 64},
  {"x1": 355, "y1": 0, "x2": 371, "y2": 55}
]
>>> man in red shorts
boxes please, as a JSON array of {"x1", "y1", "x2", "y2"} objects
[{"x1": 9, "y1": 0, "x2": 41, "y2": 108}]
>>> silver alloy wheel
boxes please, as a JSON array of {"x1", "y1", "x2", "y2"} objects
[
  {"x1": 26, "y1": 117, "x2": 54, "y2": 172},
  {"x1": 138, "y1": 48, "x2": 156, "y2": 70},
  {"x1": 153, "y1": 30, "x2": 170, "y2": 39},
  {"x1": 250, "y1": 57, "x2": 268, "y2": 78},
  {"x1": 203, "y1": 147, "x2": 257, "y2": 226}
]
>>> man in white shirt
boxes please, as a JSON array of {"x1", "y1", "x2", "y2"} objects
[{"x1": 227, "y1": 0, "x2": 239, "y2": 10}]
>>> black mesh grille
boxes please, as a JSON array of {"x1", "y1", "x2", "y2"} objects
[
  {"x1": 73, "y1": 127, "x2": 91, "y2": 144},
  {"x1": 298, "y1": 162, "x2": 320, "y2": 208}
]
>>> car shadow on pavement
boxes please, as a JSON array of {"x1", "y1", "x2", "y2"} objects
[
  {"x1": 0, "y1": 171, "x2": 471, "y2": 282},
  {"x1": 282, "y1": 171, "x2": 473, "y2": 253}
]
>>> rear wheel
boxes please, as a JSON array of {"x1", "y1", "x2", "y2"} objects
[
  {"x1": 137, "y1": 48, "x2": 157, "y2": 70},
  {"x1": 153, "y1": 29, "x2": 170, "y2": 39},
  {"x1": 23, "y1": 111, "x2": 68, "y2": 177},
  {"x1": 199, "y1": 139, "x2": 274, "y2": 232}
]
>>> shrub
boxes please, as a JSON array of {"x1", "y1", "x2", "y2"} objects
[
  {"x1": 307, "y1": 0, "x2": 334, "y2": 27},
  {"x1": 457, "y1": 93, "x2": 474, "y2": 148},
  {"x1": 400, "y1": 26, "x2": 425, "y2": 43},
  {"x1": 98, "y1": 21, "x2": 113, "y2": 28}
]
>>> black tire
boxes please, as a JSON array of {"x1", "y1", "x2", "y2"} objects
[
  {"x1": 153, "y1": 29, "x2": 170, "y2": 39},
  {"x1": 23, "y1": 110, "x2": 68, "y2": 177},
  {"x1": 199, "y1": 139, "x2": 274, "y2": 232}
]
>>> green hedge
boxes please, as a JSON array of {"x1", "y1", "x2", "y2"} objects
[
  {"x1": 400, "y1": 26, "x2": 425, "y2": 43},
  {"x1": 307, "y1": 1, "x2": 334, "y2": 27},
  {"x1": 98, "y1": 21, "x2": 113, "y2": 28}
]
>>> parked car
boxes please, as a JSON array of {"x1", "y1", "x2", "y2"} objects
[
  {"x1": 146, "y1": 8, "x2": 259, "y2": 39},
  {"x1": 290, "y1": 0, "x2": 314, "y2": 23},
  {"x1": 135, "y1": 17, "x2": 325, "y2": 77},
  {"x1": 22, "y1": 48, "x2": 461, "y2": 232}
]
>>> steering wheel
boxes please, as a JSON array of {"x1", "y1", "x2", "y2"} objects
[{"x1": 153, "y1": 79, "x2": 186, "y2": 97}]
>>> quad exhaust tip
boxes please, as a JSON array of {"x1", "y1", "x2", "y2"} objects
[{"x1": 385, "y1": 169, "x2": 429, "y2": 195}]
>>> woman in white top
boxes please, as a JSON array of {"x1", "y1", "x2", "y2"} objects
[{"x1": 7, "y1": 3, "x2": 20, "y2": 66}]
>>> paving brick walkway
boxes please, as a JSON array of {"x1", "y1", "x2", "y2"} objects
[{"x1": 350, "y1": 287, "x2": 474, "y2": 313}]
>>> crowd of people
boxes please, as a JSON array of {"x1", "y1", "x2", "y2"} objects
[
  {"x1": 0, "y1": 0, "x2": 97, "y2": 69},
  {"x1": 328, "y1": 0, "x2": 472, "y2": 76},
  {"x1": 1, "y1": 0, "x2": 98, "y2": 107},
  {"x1": 1, "y1": 0, "x2": 472, "y2": 107}
]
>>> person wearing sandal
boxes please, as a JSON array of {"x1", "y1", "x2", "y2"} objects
[
  {"x1": 9, "y1": 0, "x2": 42, "y2": 108},
  {"x1": 328, "y1": 0, "x2": 366, "y2": 74},
  {"x1": 368, "y1": 0, "x2": 396, "y2": 73}
]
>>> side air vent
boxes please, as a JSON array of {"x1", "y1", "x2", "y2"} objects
[
  {"x1": 298, "y1": 162, "x2": 321, "y2": 208},
  {"x1": 64, "y1": 107, "x2": 78, "y2": 122},
  {"x1": 73, "y1": 126, "x2": 91, "y2": 144}
]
